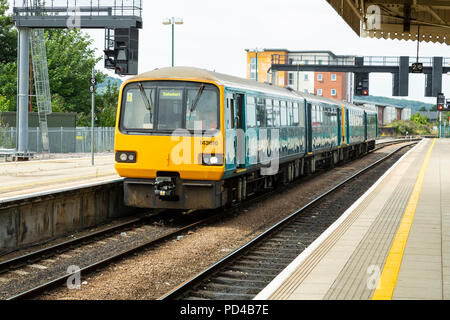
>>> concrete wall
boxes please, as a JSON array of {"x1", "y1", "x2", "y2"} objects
[{"x1": 0, "y1": 180, "x2": 134, "y2": 254}]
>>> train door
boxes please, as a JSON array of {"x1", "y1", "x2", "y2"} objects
[
  {"x1": 306, "y1": 103, "x2": 312, "y2": 153},
  {"x1": 364, "y1": 112, "x2": 368, "y2": 141},
  {"x1": 337, "y1": 106, "x2": 342, "y2": 146},
  {"x1": 234, "y1": 93, "x2": 246, "y2": 169}
]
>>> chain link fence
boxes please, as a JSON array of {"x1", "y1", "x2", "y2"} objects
[{"x1": 0, "y1": 127, "x2": 115, "y2": 153}]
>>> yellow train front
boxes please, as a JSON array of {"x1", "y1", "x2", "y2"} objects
[
  {"x1": 114, "y1": 67, "x2": 227, "y2": 209},
  {"x1": 115, "y1": 67, "x2": 378, "y2": 210}
]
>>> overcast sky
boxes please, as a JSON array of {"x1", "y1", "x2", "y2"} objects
[{"x1": 9, "y1": 0, "x2": 450, "y2": 103}]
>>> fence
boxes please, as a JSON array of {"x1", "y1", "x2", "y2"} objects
[{"x1": 0, "y1": 127, "x2": 115, "y2": 153}]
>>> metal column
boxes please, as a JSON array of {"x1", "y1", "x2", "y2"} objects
[{"x1": 17, "y1": 28, "x2": 30, "y2": 153}]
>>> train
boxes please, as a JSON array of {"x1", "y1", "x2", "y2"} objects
[{"x1": 114, "y1": 67, "x2": 378, "y2": 210}]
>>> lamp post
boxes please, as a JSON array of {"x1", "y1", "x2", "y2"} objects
[{"x1": 163, "y1": 17, "x2": 184, "y2": 67}]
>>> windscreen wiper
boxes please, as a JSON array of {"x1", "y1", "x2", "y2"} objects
[
  {"x1": 190, "y1": 84, "x2": 205, "y2": 113},
  {"x1": 138, "y1": 82, "x2": 153, "y2": 112}
]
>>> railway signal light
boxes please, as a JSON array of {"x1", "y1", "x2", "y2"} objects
[
  {"x1": 355, "y1": 73, "x2": 369, "y2": 96},
  {"x1": 437, "y1": 93, "x2": 447, "y2": 111}
]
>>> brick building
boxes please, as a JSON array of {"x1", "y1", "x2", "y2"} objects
[{"x1": 246, "y1": 49, "x2": 353, "y2": 102}]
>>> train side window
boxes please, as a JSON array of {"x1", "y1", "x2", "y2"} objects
[
  {"x1": 293, "y1": 103, "x2": 299, "y2": 126},
  {"x1": 246, "y1": 96, "x2": 256, "y2": 128},
  {"x1": 286, "y1": 102, "x2": 291, "y2": 126},
  {"x1": 226, "y1": 94, "x2": 234, "y2": 129},
  {"x1": 298, "y1": 102, "x2": 305, "y2": 127},
  {"x1": 257, "y1": 97, "x2": 266, "y2": 127},
  {"x1": 266, "y1": 98, "x2": 273, "y2": 127},
  {"x1": 280, "y1": 101, "x2": 287, "y2": 126},
  {"x1": 273, "y1": 100, "x2": 281, "y2": 127}
]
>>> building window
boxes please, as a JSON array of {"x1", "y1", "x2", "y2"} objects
[
  {"x1": 331, "y1": 89, "x2": 337, "y2": 96},
  {"x1": 250, "y1": 57, "x2": 257, "y2": 80},
  {"x1": 317, "y1": 74, "x2": 323, "y2": 81},
  {"x1": 288, "y1": 73, "x2": 294, "y2": 85},
  {"x1": 317, "y1": 89, "x2": 323, "y2": 96},
  {"x1": 288, "y1": 58, "x2": 294, "y2": 65},
  {"x1": 331, "y1": 74, "x2": 337, "y2": 81},
  {"x1": 304, "y1": 74, "x2": 309, "y2": 81}
]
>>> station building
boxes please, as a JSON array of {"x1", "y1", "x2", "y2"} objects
[{"x1": 246, "y1": 49, "x2": 354, "y2": 102}]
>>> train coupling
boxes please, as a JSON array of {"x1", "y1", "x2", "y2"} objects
[{"x1": 154, "y1": 177, "x2": 179, "y2": 201}]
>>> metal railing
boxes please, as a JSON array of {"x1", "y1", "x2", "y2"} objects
[
  {"x1": 13, "y1": 0, "x2": 143, "y2": 17},
  {"x1": 272, "y1": 54, "x2": 439, "y2": 67},
  {"x1": 0, "y1": 127, "x2": 115, "y2": 154}
]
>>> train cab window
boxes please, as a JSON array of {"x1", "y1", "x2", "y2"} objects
[
  {"x1": 257, "y1": 97, "x2": 266, "y2": 127},
  {"x1": 122, "y1": 87, "x2": 155, "y2": 130},
  {"x1": 246, "y1": 96, "x2": 256, "y2": 128},
  {"x1": 266, "y1": 99, "x2": 273, "y2": 127},
  {"x1": 273, "y1": 100, "x2": 281, "y2": 127},
  {"x1": 280, "y1": 101, "x2": 287, "y2": 126},
  {"x1": 186, "y1": 88, "x2": 219, "y2": 130},
  {"x1": 158, "y1": 89, "x2": 184, "y2": 130}
]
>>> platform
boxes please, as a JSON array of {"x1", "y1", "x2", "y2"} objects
[
  {"x1": 255, "y1": 138, "x2": 450, "y2": 300},
  {"x1": 0, "y1": 155, "x2": 119, "y2": 201}
]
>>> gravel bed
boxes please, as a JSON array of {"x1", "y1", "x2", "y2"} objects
[{"x1": 35, "y1": 143, "x2": 412, "y2": 300}]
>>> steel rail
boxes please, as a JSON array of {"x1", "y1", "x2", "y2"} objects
[
  {"x1": 6, "y1": 214, "x2": 216, "y2": 301},
  {"x1": 0, "y1": 214, "x2": 157, "y2": 274}
]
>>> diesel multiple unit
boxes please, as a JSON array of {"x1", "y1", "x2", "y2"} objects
[{"x1": 114, "y1": 67, "x2": 377, "y2": 209}]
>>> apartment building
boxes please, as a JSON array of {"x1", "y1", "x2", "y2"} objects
[{"x1": 246, "y1": 49, "x2": 353, "y2": 101}]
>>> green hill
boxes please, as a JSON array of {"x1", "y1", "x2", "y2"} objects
[
  {"x1": 96, "y1": 76, "x2": 123, "y2": 94},
  {"x1": 354, "y1": 96, "x2": 434, "y2": 112}
]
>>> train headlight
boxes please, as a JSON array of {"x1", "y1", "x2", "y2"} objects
[
  {"x1": 202, "y1": 154, "x2": 223, "y2": 166},
  {"x1": 116, "y1": 151, "x2": 137, "y2": 163}
]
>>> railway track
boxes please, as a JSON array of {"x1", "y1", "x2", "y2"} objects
[
  {"x1": 2, "y1": 209, "x2": 218, "y2": 300},
  {"x1": 2, "y1": 138, "x2": 418, "y2": 300},
  {"x1": 160, "y1": 141, "x2": 418, "y2": 300}
]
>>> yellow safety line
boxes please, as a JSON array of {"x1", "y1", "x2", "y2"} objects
[{"x1": 372, "y1": 138, "x2": 436, "y2": 300}]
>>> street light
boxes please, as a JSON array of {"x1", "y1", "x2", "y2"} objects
[{"x1": 163, "y1": 17, "x2": 184, "y2": 67}]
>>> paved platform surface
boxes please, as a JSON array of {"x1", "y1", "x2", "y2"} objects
[
  {"x1": 0, "y1": 155, "x2": 119, "y2": 201},
  {"x1": 255, "y1": 138, "x2": 450, "y2": 300}
]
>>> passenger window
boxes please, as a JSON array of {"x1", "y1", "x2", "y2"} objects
[
  {"x1": 273, "y1": 100, "x2": 281, "y2": 127},
  {"x1": 293, "y1": 103, "x2": 299, "y2": 126},
  {"x1": 287, "y1": 102, "x2": 294, "y2": 126},
  {"x1": 246, "y1": 96, "x2": 256, "y2": 128},
  {"x1": 280, "y1": 101, "x2": 287, "y2": 126},
  {"x1": 257, "y1": 97, "x2": 266, "y2": 127},
  {"x1": 298, "y1": 102, "x2": 305, "y2": 127},
  {"x1": 266, "y1": 99, "x2": 273, "y2": 127}
]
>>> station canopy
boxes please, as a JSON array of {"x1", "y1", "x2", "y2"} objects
[{"x1": 326, "y1": 0, "x2": 450, "y2": 45}]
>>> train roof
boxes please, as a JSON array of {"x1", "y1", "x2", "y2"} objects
[{"x1": 130, "y1": 67, "x2": 376, "y2": 113}]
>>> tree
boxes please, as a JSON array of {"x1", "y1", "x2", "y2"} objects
[
  {"x1": 96, "y1": 81, "x2": 120, "y2": 127},
  {"x1": 411, "y1": 112, "x2": 428, "y2": 126},
  {"x1": 0, "y1": 0, "x2": 17, "y2": 64},
  {"x1": 45, "y1": 29, "x2": 106, "y2": 117}
]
